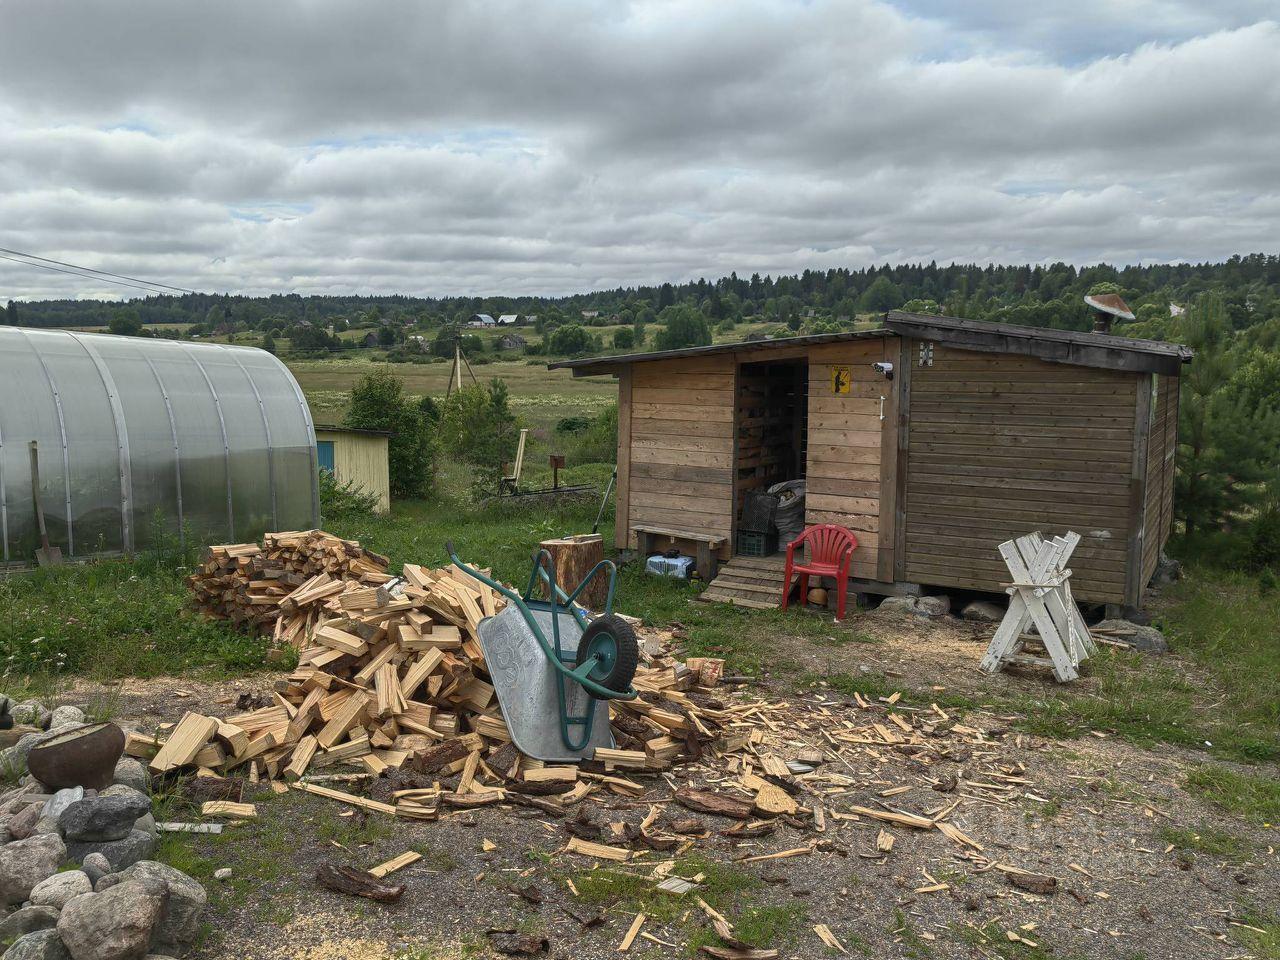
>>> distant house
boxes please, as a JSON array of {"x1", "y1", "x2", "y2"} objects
[
  {"x1": 497, "y1": 333, "x2": 528, "y2": 351},
  {"x1": 1169, "y1": 303, "x2": 1186, "y2": 317},
  {"x1": 581, "y1": 310, "x2": 599, "y2": 320},
  {"x1": 497, "y1": 314, "x2": 519, "y2": 325},
  {"x1": 469, "y1": 313, "x2": 497, "y2": 327}
]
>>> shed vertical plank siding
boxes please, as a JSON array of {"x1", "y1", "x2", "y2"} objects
[
  {"x1": 1141, "y1": 373, "x2": 1178, "y2": 584},
  {"x1": 625, "y1": 355, "x2": 736, "y2": 549},
  {"x1": 805, "y1": 339, "x2": 893, "y2": 574},
  {"x1": 614, "y1": 367, "x2": 633, "y2": 550},
  {"x1": 901, "y1": 344, "x2": 1137, "y2": 604}
]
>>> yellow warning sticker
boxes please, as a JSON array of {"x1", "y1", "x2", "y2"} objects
[{"x1": 831, "y1": 365, "x2": 851, "y2": 394}]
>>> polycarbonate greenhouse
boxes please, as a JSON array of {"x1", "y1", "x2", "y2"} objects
[{"x1": 0, "y1": 328, "x2": 319, "y2": 566}]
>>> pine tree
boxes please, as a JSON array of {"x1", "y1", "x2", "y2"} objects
[{"x1": 1176, "y1": 295, "x2": 1280, "y2": 535}]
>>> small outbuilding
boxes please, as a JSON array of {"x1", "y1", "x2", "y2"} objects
[
  {"x1": 314, "y1": 426, "x2": 391, "y2": 514},
  {"x1": 550, "y1": 311, "x2": 1192, "y2": 611}
]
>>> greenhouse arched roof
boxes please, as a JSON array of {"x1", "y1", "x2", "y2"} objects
[{"x1": 0, "y1": 327, "x2": 318, "y2": 565}]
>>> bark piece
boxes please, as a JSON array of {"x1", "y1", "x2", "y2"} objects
[{"x1": 315, "y1": 863, "x2": 405, "y2": 902}]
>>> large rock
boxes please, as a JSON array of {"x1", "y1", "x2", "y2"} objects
[
  {"x1": 41, "y1": 788, "x2": 85, "y2": 822},
  {"x1": 1, "y1": 929, "x2": 71, "y2": 960},
  {"x1": 66, "y1": 830, "x2": 155, "y2": 873},
  {"x1": 29, "y1": 871, "x2": 92, "y2": 911},
  {"x1": 111, "y1": 760, "x2": 148, "y2": 794},
  {"x1": 47, "y1": 708, "x2": 84, "y2": 730},
  {"x1": 80, "y1": 853, "x2": 112, "y2": 886},
  {"x1": 961, "y1": 600, "x2": 1004, "y2": 623},
  {"x1": 1094, "y1": 619, "x2": 1168, "y2": 655},
  {"x1": 56, "y1": 879, "x2": 166, "y2": 960},
  {"x1": 59, "y1": 787, "x2": 150, "y2": 843},
  {"x1": 875, "y1": 595, "x2": 951, "y2": 618},
  {"x1": 0, "y1": 906, "x2": 60, "y2": 943},
  {"x1": 102, "y1": 862, "x2": 205, "y2": 953},
  {"x1": 9, "y1": 703, "x2": 50, "y2": 730},
  {"x1": 0, "y1": 834, "x2": 66, "y2": 905},
  {"x1": 7, "y1": 803, "x2": 43, "y2": 842},
  {"x1": 0, "y1": 786, "x2": 41, "y2": 815}
]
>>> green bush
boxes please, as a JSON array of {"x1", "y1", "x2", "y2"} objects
[
  {"x1": 1245, "y1": 503, "x2": 1280, "y2": 571},
  {"x1": 613, "y1": 327, "x2": 635, "y2": 350},
  {"x1": 548, "y1": 323, "x2": 593, "y2": 355},
  {"x1": 571, "y1": 403, "x2": 618, "y2": 465},
  {"x1": 319, "y1": 469, "x2": 379, "y2": 521},
  {"x1": 654, "y1": 305, "x2": 712, "y2": 351},
  {"x1": 438, "y1": 380, "x2": 523, "y2": 495},
  {"x1": 555, "y1": 415, "x2": 592, "y2": 434},
  {"x1": 344, "y1": 369, "x2": 438, "y2": 498}
]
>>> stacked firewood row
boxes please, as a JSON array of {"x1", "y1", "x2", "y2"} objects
[
  {"x1": 169, "y1": 531, "x2": 745, "y2": 820},
  {"x1": 188, "y1": 530, "x2": 393, "y2": 638}
]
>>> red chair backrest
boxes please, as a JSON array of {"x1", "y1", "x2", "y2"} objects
[{"x1": 797, "y1": 524, "x2": 857, "y2": 564}]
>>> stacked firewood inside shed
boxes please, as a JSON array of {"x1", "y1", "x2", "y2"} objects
[{"x1": 173, "y1": 530, "x2": 750, "y2": 821}]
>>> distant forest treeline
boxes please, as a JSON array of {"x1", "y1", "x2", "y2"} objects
[{"x1": 6, "y1": 254, "x2": 1280, "y2": 344}]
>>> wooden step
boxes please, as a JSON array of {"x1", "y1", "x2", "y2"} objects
[
  {"x1": 706, "y1": 579, "x2": 782, "y2": 599},
  {"x1": 697, "y1": 591, "x2": 779, "y2": 610},
  {"x1": 713, "y1": 571, "x2": 787, "y2": 589},
  {"x1": 725, "y1": 556, "x2": 787, "y2": 572}
]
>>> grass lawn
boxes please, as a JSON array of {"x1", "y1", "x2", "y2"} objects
[{"x1": 0, "y1": 485, "x2": 1276, "y2": 768}]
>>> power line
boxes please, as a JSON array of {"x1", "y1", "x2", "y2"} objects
[
  {"x1": 0, "y1": 253, "x2": 181, "y2": 296},
  {"x1": 0, "y1": 246, "x2": 196, "y2": 295}
]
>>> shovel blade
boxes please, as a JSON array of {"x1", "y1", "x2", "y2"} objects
[{"x1": 35, "y1": 545, "x2": 63, "y2": 566}]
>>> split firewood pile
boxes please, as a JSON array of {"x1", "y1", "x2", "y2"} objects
[
  {"x1": 169, "y1": 530, "x2": 758, "y2": 821},
  {"x1": 188, "y1": 530, "x2": 394, "y2": 642}
]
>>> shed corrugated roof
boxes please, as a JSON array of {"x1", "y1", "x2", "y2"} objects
[
  {"x1": 549, "y1": 311, "x2": 1191, "y2": 376},
  {"x1": 548, "y1": 329, "x2": 890, "y2": 374}
]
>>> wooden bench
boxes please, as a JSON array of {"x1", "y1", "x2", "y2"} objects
[{"x1": 632, "y1": 526, "x2": 726, "y2": 581}]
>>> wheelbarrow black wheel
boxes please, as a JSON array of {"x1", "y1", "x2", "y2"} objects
[{"x1": 575, "y1": 615, "x2": 639, "y2": 698}]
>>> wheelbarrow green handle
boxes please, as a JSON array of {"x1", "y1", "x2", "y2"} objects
[{"x1": 443, "y1": 542, "x2": 636, "y2": 702}]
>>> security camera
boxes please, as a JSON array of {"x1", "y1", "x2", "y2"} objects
[{"x1": 871, "y1": 361, "x2": 894, "y2": 380}]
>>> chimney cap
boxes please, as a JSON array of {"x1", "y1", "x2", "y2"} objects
[{"x1": 1084, "y1": 293, "x2": 1135, "y2": 321}]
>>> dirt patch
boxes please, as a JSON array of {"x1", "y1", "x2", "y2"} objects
[{"x1": 66, "y1": 618, "x2": 1278, "y2": 960}]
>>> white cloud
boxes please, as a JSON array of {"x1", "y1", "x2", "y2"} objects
[{"x1": 0, "y1": 1, "x2": 1276, "y2": 299}]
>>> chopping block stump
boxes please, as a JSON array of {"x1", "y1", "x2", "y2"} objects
[{"x1": 539, "y1": 534, "x2": 607, "y2": 611}]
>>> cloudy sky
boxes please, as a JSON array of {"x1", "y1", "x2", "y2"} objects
[{"x1": 0, "y1": 0, "x2": 1277, "y2": 300}]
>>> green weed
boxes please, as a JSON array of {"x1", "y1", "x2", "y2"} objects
[
  {"x1": 1186, "y1": 765, "x2": 1280, "y2": 824},
  {"x1": 1230, "y1": 911, "x2": 1280, "y2": 959}
]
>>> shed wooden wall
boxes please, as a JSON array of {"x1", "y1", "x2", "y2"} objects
[
  {"x1": 805, "y1": 339, "x2": 895, "y2": 577},
  {"x1": 900, "y1": 344, "x2": 1138, "y2": 604},
  {"x1": 315, "y1": 430, "x2": 391, "y2": 514},
  {"x1": 1140, "y1": 373, "x2": 1179, "y2": 585},
  {"x1": 618, "y1": 354, "x2": 737, "y2": 551}
]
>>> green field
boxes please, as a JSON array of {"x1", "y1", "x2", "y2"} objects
[{"x1": 287, "y1": 356, "x2": 617, "y2": 426}]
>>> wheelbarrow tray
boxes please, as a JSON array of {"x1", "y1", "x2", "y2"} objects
[{"x1": 477, "y1": 603, "x2": 615, "y2": 762}]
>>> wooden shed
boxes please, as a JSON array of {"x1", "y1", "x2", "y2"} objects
[
  {"x1": 315, "y1": 426, "x2": 392, "y2": 514},
  {"x1": 550, "y1": 311, "x2": 1192, "y2": 612}
]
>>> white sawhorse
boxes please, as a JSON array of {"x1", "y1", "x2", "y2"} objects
[{"x1": 980, "y1": 531, "x2": 1096, "y2": 682}]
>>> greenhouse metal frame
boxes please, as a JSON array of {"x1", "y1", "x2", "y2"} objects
[{"x1": 0, "y1": 327, "x2": 319, "y2": 566}]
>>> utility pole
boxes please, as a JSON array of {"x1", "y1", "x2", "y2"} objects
[{"x1": 445, "y1": 333, "x2": 478, "y2": 399}]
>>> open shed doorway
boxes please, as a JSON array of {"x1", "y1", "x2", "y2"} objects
[{"x1": 733, "y1": 357, "x2": 808, "y2": 554}]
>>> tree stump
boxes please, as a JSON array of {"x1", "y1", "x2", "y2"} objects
[{"x1": 539, "y1": 534, "x2": 606, "y2": 611}]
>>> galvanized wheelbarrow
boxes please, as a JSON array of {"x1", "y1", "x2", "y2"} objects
[{"x1": 445, "y1": 541, "x2": 639, "y2": 762}]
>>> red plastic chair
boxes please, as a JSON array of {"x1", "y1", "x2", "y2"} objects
[{"x1": 780, "y1": 524, "x2": 858, "y2": 620}]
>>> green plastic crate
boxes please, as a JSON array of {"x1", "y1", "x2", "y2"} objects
[{"x1": 735, "y1": 528, "x2": 778, "y2": 557}]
